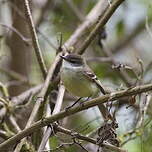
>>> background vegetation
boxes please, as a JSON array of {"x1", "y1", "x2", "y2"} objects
[{"x1": 0, "y1": 0, "x2": 152, "y2": 151}]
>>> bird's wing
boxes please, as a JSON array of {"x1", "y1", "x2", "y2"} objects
[
  {"x1": 83, "y1": 66, "x2": 113, "y2": 121},
  {"x1": 83, "y1": 66, "x2": 105, "y2": 95}
]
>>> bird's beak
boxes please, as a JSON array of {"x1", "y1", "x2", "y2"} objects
[{"x1": 60, "y1": 55, "x2": 67, "y2": 60}]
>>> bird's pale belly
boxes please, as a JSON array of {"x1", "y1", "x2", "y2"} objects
[{"x1": 61, "y1": 69, "x2": 98, "y2": 97}]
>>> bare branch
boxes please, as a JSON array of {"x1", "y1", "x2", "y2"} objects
[
  {"x1": 64, "y1": 0, "x2": 84, "y2": 22},
  {"x1": 145, "y1": 15, "x2": 152, "y2": 40},
  {"x1": 38, "y1": 83, "x2": 65, "y2": 152},
  {"x1": 0, "y1": 67, "x2": 29, "y2": 84},
  {"x1": 0, "y1": 130, "x2": 11, "y2": 140},
  {"x1": 101, "y1": 41, "x2": 133, "y2": 87},
  {"x1": 87, "y1": 57, "x2": 112, "y2": 63},
  {"x1": 77, "y1": 0, "x2": 125, "y2": 54},
  {"x1": 11, "y1": 84, "x2": 43, "y2": 106},
  {"x1": 111, "y1": 19, "x2": 146, "y2": 54},
  {"x1": 56, "y1": 125, "x2": 126, "y2": 152},
  {"x1": 23, "y1": 0, "x2": 47, "y2": 78},
  {"x1": 0, "y1": 22, "x2": 31, "y2": 45},
  {"x1": 63, "y1": 0, "x2": 109, "y2": 50},
  {"x1": 8, "y1": 115, "x2": 21, "y2": 133}
]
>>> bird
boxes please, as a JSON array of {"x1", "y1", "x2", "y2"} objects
[{"x1": 60, "y1": 54, "x2": 112, "y2": 121}]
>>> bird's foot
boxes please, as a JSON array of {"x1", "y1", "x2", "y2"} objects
[{"x1": 65, "y1": 97, "x2": 82, "y2": 110}]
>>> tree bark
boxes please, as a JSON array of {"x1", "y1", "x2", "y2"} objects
[{"x1": 7, "y1": 0, "x2": 31, "y2": 96}]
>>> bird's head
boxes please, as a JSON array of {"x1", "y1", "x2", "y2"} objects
[{"x1": 60, "y1": 54, "x2": 85, "y2": 68}]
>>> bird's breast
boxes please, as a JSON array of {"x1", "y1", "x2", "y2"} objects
[{"x1": 61, "y1": 68, "x2": 98, "y2": 97}]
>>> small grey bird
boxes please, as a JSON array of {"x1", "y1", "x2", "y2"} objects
[{"x1": 60, "y1": 54, "x2": 112, "y2": 120}]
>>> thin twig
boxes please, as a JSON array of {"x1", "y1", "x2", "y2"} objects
[
  {"x1": 42, "y1": 142, "x2": 74, "y2": 152},
  {"x1": 0, "y1": 23, "x2": 31, "y2": 45},
  {"x1": 38, "y1": 83, "x2": 65, "y2": 152},
  {"x1": 77, "y1": 0, "x2": 125, "y2": 54},
  {"x1": 6, "y1": 116, "x2": 29, "y2": 152},
  {"x1": 37, "y1": 28, "x2": 57, "y2": 51},
  {"x1": 145, "y1": 15, "x2": 152, "y2": 40},
  {"x1": 101, "y1": 41, "x2": 133, "y2": 87},
  {"x1": 11, "y1": 84, "x2": 43, "y2": 106},
  {"x1": 0, "y1": 83, "x2": 152, "y2": 150},
  {"x1": 43, "y1": 101, "x2": 52, "y2": 150},
  {"x1": 64, "y1": 0, "x2": 84, "y2": 22},
  {"x1": 111, "y1": 19, "x2": 147, "y2": 54},
  {"x1": 0, "y1": 82, "x2": 9, "y2": 98},
  {"x1": 52, "y1": 84, "x2": 65, "y2": 114},
  {"x1": 137, "y1": 94, "x2": 151, "y2": 127},
  {"x1": 63, "y1": 0, "x2": 109, "y2": 50},
  {"x1": 87, "y1": 57, "x2": 112, "y2": 63},
  {"x1": 13, "y1": 95, "x2": 35, "y2": 152},
  {"x1": 8, "y1": 115, "x2": 21, "y2": 133},
  {"x1": 121, "y1": 118, "x2": 152, "y2": 146},
  {"x1": 23, "y1": 0, "x2": 47, "y2": 78},
  {"x1": 0, "y1": 130, "x2": 11, "y2": 140},
  {"x1": 0, "y1": 66, "x2": 32, "y2": 86},
  {"x1": 55, "y1": 125, "x2": 126, "y2": 152},
  {"x1": 7, "y1": 0, "x2": 57, "y2": 51}
]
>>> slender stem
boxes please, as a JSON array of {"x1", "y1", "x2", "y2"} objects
[
  {"x1": 111, "y1": 19, "x2": 146, "y2": 54},
  {"x1": 0, "y1": 130, "x2": 11, "y2": 140},
  {"x1": 64, "y1": 0, "x2": 109, "y2": 49},
  {"x1": 12, "y1": 84, "x2": 43, "y2": 106},
  {"x1": 64, "y1": 0, "x2": 84, "y2": 21},
  {"x1": 8, "y1": 115, "x2": 21, "y2": 133},
  {"x1": 0, "y1": 23, "x2": 31, "y2": 45},
  {"x1": 56, "y1": 125, "x2": 127, "y2": 152},
  {"x1": 38, "y1": 83, "x2": 65, "y2": 152},
  {"x1": 23, "y1": 0, "x2": 47, "y2": 78},
  {"x1": 101, "y1": 41, "x2": 132, "y2": 87},
  {"x1": 77, "y1": 0, "x2": 125, "y2": 55}
]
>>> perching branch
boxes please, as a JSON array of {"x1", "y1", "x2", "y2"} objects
[
  {"x1": 0, "y1": 83, "x2": 152, "y2": 150},
  {"x1": 38, "y1": 83, "x2": 65, "y2": 152}
]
